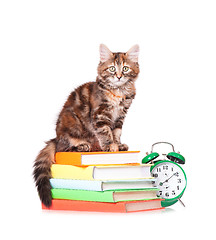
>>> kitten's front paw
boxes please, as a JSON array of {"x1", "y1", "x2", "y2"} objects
[
  {"x1": 118, "y1": 144, "x2": 129, "y2": 151},
  {"x1": 76, "y1": 143, "x2": 91, "y2": 152},
  {"x1": 105, "y1": 143, "x2": 119, "y2": 152}
]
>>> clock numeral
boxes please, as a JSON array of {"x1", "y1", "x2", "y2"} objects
[
  {"x1": 163, "y1": 166, "x2": 168, "y2": 170},
  {"x1": 159, "y1": 191, "x2": 162, "y2": 196},
  {"x1": 176, "y1": 172, "x2": 179, "y2": 177},
  {"x1": 153, "y1": 173, "x2": 158, "y2": 177},
  {"x1": 172, "y1": 190, "x2": 176, "y2": 195},
  {"x1": 177, "y1": 179, "x2": 182, "y2": 183},
  {"x1": 165, "y1": 192, "x2": 169, "y2": 197},
  {"x1": 157, "y1": 168, "x2": 161, "y2": 172},
  {"x1": 177, "y1": 186, "x2": 180, "y2": 190},
  {"x1": 171, "y1": 167, "x2": 174, "y2": 171}
]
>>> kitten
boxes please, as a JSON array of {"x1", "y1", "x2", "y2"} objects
[{"x1": 33, "y1": 44, "x2": 140, "y2": 207}]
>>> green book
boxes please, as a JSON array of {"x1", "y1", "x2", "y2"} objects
[{"x1": 51, "y1": 188, "x2": 160, "y2": 203}]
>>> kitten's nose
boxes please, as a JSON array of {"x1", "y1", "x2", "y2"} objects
[{"x1": 117, "y1": 76, "x2": 122, "y2": 80}]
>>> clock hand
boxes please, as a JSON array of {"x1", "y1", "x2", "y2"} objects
[{"x1": 162, "y1": 172, "x2": 178, "y2": 184}]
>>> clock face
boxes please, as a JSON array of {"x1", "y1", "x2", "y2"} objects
[{"x1": 151, "y1": 161, "x2": 187, "y2": 199}]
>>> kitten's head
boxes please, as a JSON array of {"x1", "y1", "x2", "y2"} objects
[{"x1": 97, "y1": 44, "x2": 140, "y2": 89}]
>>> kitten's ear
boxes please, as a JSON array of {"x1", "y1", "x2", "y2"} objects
[
  {"x1": 99, "y1": 44, "x2": 112, "y2": 62},
  {"x1": 126, "y1": 45, "x2": 139, "y2": 62}
]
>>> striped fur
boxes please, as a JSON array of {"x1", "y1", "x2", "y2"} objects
[{"x1": 33, "y1": 44, "x2": 140, "y2": 207}]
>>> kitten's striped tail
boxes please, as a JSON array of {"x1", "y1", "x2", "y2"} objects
[{"x1": 33, "y1": 139, "x2": 56, "y2": 207}]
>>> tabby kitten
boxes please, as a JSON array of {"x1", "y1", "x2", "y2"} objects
[{"x1": 33, "y1": 44, "x2": 140, "y2": 207}]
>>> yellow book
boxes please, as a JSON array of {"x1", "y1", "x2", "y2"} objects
[
  {"x1": 51, "y1": 165, "x2": 94, "y2": 180},
  {"x1": 51, "y1": 164, "x2": 153, "y2": 180}
]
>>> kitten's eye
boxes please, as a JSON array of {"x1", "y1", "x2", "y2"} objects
[
  {"x1": 123, "y1": 66, "x2": 129, "y2": 72},
  {"x1": 109, "y1": 66, "x2": 116, "y2": 72}
]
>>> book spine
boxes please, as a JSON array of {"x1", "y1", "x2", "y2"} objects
[
  {"x1": 50, "y1": 179, "x2": 103, "y2": 191},
  {"x1": 51, "y1": 189, "x2": 115, "y2": 202},
  {"x1": 42, "y1": 199, "x2": 126, "y2": 212},
  {"x1": 51, "y1": 164, "x2": 94, "y2": 180},
  {"x1": 55, "y1": 152, "x2": 82, "y2": 165}
]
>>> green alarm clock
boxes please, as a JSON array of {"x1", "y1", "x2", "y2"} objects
[{"x1": 142, "y1": 142, "x2": 187, "y2": 207}]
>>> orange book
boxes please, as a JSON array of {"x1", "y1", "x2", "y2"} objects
[
  {"x1": 42, "y1": 199, "x2": 164, "y2": 213},
  {"x1": 55, "y1": 151, "x2": 140, "y2": 166}
]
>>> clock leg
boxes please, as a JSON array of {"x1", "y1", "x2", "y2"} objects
[{"x1": 178, "y1": 198, "x2": 186, "y2": 207}]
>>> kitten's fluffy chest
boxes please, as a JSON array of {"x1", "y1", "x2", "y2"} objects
[
  {"x1": 112, "y1": 103, "x2": 123, "y2": 121},
  {"x1": 106, "y1": 89, "x2": 125, "y2": 104},
  {"x1": 106, "y1": 89, "x2": 125, "y2": 121}
]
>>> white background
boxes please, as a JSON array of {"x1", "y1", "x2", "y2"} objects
[{"x1": 1, "y1": 0, "x2": 215, "y2": 239}]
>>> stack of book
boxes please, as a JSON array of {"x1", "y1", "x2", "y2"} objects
[{"x1": 42, "y1": 151, "x2": 165, "y2": 213}]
